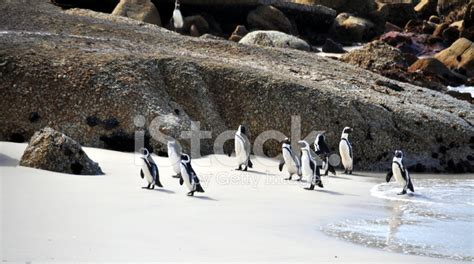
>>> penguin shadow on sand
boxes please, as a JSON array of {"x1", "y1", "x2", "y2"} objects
[
  {"x1": 190, "y1": 195, "x2": 218, "y2": 201},
  {"x1": 0, "y1": 153, "x2": 19, "y2": 167},
  {"x1": 141, "y1": 187, "x2": 175, "y2": 194}
]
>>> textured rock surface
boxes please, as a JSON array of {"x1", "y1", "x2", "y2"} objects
[
  {"x1": 20, "y1": 127, "x2": 103, "y2": 175},
  {"x1": 376, "y1": 2, "x2": 417, "y2": 28},
  {"x1": 112, "y1": 0, "x2": 161, "y2": 26},
  {"x1": 239, "y1": 30, "x2": 310, "y2": 51},
  {"x1": 435, "y1": 38, "x2": 474, "y2": 78},
  {"x1": 1, "y1": 0, "x2": 473, "y2": 172},
  {"x1": 331, "y1": 13, "x2": 375, "y2": 43},
  {"x1": 247, "y1": 5, "x2": 292, "y2": 34}
]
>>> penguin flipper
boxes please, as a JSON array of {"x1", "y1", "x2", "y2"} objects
[
  {"x1": 195, "y1": 184, "x2": 205, "y2": 193},
  {"x1": 155, "y1": 178, "x2": 163, "y2": 188},
  {"x1": 278, "y1": 160, "x2": 285, "y2": 172},
  {"x1": 179, "y1": 177, "x2": 184, "y2": 186},
  {"x1": 248, "y1": 159, "x2": 253, "y2": 169},
  {"x1": 328, "y1": 165, "x2": 336, "y2": 175},
  {"x1": 140, "y1": 169, "x2": 144, "y2": 179},
  {"x1": 386, "y1": 171, "x2": 393, "y2": 182}
]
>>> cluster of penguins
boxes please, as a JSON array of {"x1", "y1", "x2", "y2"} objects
[{"x1": 139, "y1": 125, "x2": 415, "y2": 196}]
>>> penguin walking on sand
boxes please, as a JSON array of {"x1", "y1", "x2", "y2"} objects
[
  {"x1": 179, "y1": 153, "x2": 205, "y2": 196},
  {"x1": 167, "y1": 140, "x2": 182, "y2": 178},
  {"x1": 386, "y1": 150, "x2": 414, "y2": 195},
  {"x1": 279, "y1": 138, "x2": 302, "y2": 181},
  {"x1": 298, "y1": 140, "x2": 323, "y2": 190},
  {"x1": 235, "y1": 125, "x2": 253, "y2": 171},
  {"x1": 172, "y1": 0, "x2": 183, "y2": 30},
  {"x1": 140, "y1": 148, "x2": 163, "y2": 189},
  {"x1": 314, "y1": 132, "x2": 336, "y2": 176},
  {"x1": 339, "y1": 127, "x2": 353, "y2": 174}
]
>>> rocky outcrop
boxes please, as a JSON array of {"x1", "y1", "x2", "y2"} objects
[
  {"x1": 408, "y1": 58, "x2": 466, "y2": 86},
  {"x1": 331, "y1": 13, "x2": 375, "y2": 43},
  {"x1": 20, "y1": 127, "x2": 103, "y2": 175},
  {"x1": 435, "y1": 38, "x2": 474, "y2": 78},
  {"x1": 376, "y1": 2, "x2": 417, "y2": 28},
  {"x1": 247, "y1": 5, "x2": 292, "y2": 34},
  {"x1": 183, "y1": 15, "x2": 209, "y2": 36},
  {"x1": 112, "y1": 0, "x2": 161, "y2": 26},
  {"x1": 239, "y1": 30, "x2": 310, "y2": 51},
  {"x1": 292, "y1": 0, "x2": 376, "y2": 17},
  {"x1": 322, "y1": 38, "x2": 345, "y2": 53},
  {"x1": 380, "y1": 31, "x2": 445, "y2": 56},
  {"x1": 415, "y1": 0, "x2": 438, "y2": 19},
  {"x1": 1, "y1": 0, "x2": 473, "y2": 172}
]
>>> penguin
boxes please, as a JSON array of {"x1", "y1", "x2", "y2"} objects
[
  {"x1": 314, "y1": 132, "x2": 336, "y2": 176},
  {"x1": 235, "y1": 125, "x2": 253, "y2": 171},
  {"x1": 167, "y1": 140, "x2": 181, "y2": 179},
  {"x1": 179, "y1": 153, "x2": 205, "y2": 196},
  {"x1": 386, "y1": 150, "x2": 414, "y2": 195},
  {"x1": 139, "y1": 148, "x2": 163, "y2": 189},
  {"x1": 339, "y1": 127, "x2": 353, "y2": 174},
  {"x1": 298, "y1": 140, "x2": 323, "y2": 190},
  {"x1": 279, "y1": 137, "x2": 302, "y2": 181},
  {"x1": 172, "y1": 0, "x2": 183, "y2": 30}
]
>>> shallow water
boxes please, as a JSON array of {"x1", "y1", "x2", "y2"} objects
[{"x1": 324, "y1": 178, "x2": 474, "y2": 261}]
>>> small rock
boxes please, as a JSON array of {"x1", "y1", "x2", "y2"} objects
[
  {"x1": 183, "y1": 15, "x2": 209, "y2": 36},
  {"x1": 20, "y1": 127, "x2": 103, "y2": 175},
  {"x1": 322, "y1": 38, "x2": 346, "y2": 53},
  {"x1": 229, "y1": 25, "x2": 248, "y2": 42},
  {"x1": 429, "y1": 15, "x2": 441, "y2": 24},
  {"x1": 247, "y1": 5, "x2": 292, "y2": 34},
  {"x1": 442, "y1": 26, "x2": 460, "y2": 45},
  {"x1": 377, "y1": 2, "x2": 417, "y2": 28},
  {"x1": 384, "y1": 22, "x2": 402, "y2": 33},
  {"x1": 239, "y1": 30, "x2": 310, "y2": 51},
  {"x1": 112, "y1": 0, "x2": 161, "y2": 26},
  {"x1": 415, "y1": 0, "x2": 438, "y2": 19},
  {"x1": 331, "y1": 13, "x2": 375, "y2": 43}
]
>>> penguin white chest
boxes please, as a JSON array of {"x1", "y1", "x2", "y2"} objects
[
  {"x1": 180, "y1": 164, "x2": 194, "y2": 191},
  {"x1": 168, "y1": 149, "x2": 181, "y2": 174},
  {"x1": 141, "y1": 160, "x2": 154, "y2": 184},
  {"x1": 392, "y1": 163, "x2": 405, "y2": 186},
  {"x1": 173, "y1": 9, "x2": 183, "y2": 29},
  {"x1": 235, "y1": 136, "x2": 247, "y2": 164},
  {"x1": 301, "y1": 152, "x2": 312, "y2": 178},
  {"x1": 282, "y1": 148, "x2": 297, "y2": 174},
  {"x1": 339, "y1": 140, "x2": 352, "y2": 168}
]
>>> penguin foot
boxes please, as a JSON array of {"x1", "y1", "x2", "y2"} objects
[
  {"x1": 284, "y1": 177, "x2": 292, "y2": 181},
  {"x1": 304, "y1": 184, "x2": 315, "y2": 191},
  {"x1": 397, "y1": 190, "x2": 407, "y2": 195},
  {"x1": 187, "y1": 191, "x2": 195, "y2": 196},
  {"x1": 151, "y1": 185, "x2": 155, "y2": 189},
  {"x1": 243, "y1": 166, "x2": 248, "y2": 171},
  {"x1": 172, "y1": 175, "x2": 181, "y2": 178},
  {"x1": 236, "y1": 165, "x2": 242, "y2": 171},
  {"x1": 317, "y1": 181, "x2": 324, "y2": 188},
  {"x1": 349, "y1": 170, "x2": 353, "y2": 175}
]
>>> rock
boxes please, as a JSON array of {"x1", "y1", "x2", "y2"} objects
[
  {"x1": 442, "y1": 26, "x2": 460, "y2": 45},
  {"x1": 292, "y1": 0, "x2": 376, "y2": 17},
  {"x1": 408, "y1": 58, "x2": 466, "y2": 86},
  {"x1": 200, "y1": 34, "x2": 224, "y2": 40},
  {"x1": 376, "y1": 2, "x2": 417, "y2": 28},
  {"x1": 435, "y1": 38, "x2": 474, "y2": 78},
  {"x1": 331, "y1": 13, "x2": 375, "y2": 43},
  {"x1": 433, "y1": 22, "x2": 449, "y2": 38},
  {"x1": 183, "y1": 15, "x2": 209, "y2": 36},
  {"x1": 380, "y1": 31, "x2": 445, "y2": 56},
  {"x1": 2, "y1": 1, "x2": 473, "y2": 172},
  {"x1": 229, "y1": 25, "x2": 248, "y2": 42},
  {"x1": 112, "y1": 0, "x2": 161, "y2": 26},
  {"x1": 239, "y1": 30, "x2": 310, "y2": 51},
  {"x1": 422, "y1": 21, "x2": 436, "y2": 35},
  {"x1": 461, "y1": 2, "x2": 474, "y2": 41},
  {"x1": 20, "y1": 127, "x2": 103, "y2": 175},
  {"x1": 385, "y1": 22, "x2": 402, "y2": 33},
  {"x1": 415, "y1": 0, "x2": 438, "y2": 19},
  {"x1": 429, "y1": 15, "x2": 441, "y2": 24},
  {"x1": 247, "y1": 5, "x2": 292, "y2": 34},
  {"x1": 322, "y1": 38, "x2": 345, "y2": 53}
]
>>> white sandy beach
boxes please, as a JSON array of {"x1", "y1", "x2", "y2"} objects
[{"x1": 0, "y1": 141, "x2": 470, "y2": 263}]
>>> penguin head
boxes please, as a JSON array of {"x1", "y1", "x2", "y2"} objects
[
  {"x1": 342, "y1": 127, "x2": 353, "y2": 134},
  {"x1": 181, "y1": 153, "x2": 190, "y2": 162},
  {"x1": 297, "y1": 140, "x2": 309, "y2": 149},
  {"x1": 281, "y1": 137, "x2": 290, "y2": 145},
  {"x1": 316, "y1": 132, "x2": 325, "y2": 142},
  {"x1": 139, "y1": 147, "x2": 149, "y2": 157},
  {"x1": 238, "y1": 125, "x2": 246, "y2": 135},
  {"x1": 175, "y1": 0, "x2": 180, "y2": 8},
  {"x1": 394, "y1": 150, "x2": 403, "y2": 159}
]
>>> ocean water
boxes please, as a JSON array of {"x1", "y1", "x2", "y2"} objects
[
  {"x1": 324, "y1": 178, "x2": 474, "y2": 261},
  {"x1": 448, "y1": 85, "x2": 474, "y2": 97}
]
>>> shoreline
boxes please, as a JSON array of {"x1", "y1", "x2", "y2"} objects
[{"x1": 1, "y1": 142, "x2": 472, "y2": 263}]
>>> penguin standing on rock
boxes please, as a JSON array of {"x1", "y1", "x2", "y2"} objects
[
  {"x1": 172, "y1": 0, "x2": 183, "y2": 30},
  {"x1": 167, "y1": 141, "x2": 182, "y2": 179},
  {"x1": 234, "y1": 125, "x2": 253, "y2": 171},
  {"x1": 386, "y1": 150, "x2": 414, "y2": 195},
  {"x1": 179, "y1": 153, "x2": 205, "y2": 196},
  {"x1": 314, "y1": 132, "x2": 336, "y2": 176},
  {"x1": 298, "y1": 140, "x2": 323, "y2": 190},
  {"x1": 339, "y1": 127, "x2": 353, "y2": 174},
  {"x1": 279, "y1": 137, "x2": 302, "y2": 181},
  {"x1": 139, "y1": 148, "x2": 163, "y2": 189}
]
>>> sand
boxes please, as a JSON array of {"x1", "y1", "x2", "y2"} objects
[{"x1": 0, "y1": 141, "x2": 467, "y2": 263}]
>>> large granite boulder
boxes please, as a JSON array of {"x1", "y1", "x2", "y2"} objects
[
  {"x1": 435, "y1": 38, "x2": 474, "y2": 78},
  {"x1": 247, "y1": 5, "x2": 293, "y2": 34},
  {"x1": 20, "y1": 127, "x2": 103, "y2": 175},
  {"x1": 331, "y1": 13, "x2": 375, "y2": 43},
  {"x1": 112, "y1": 0, "x2": 161, "y2": 26},
  {"x1": 2, "y1": 0, "x2": 473, "y2": 172},
  {"x1": 239, "y1": 30, "x2": 310, "y2": 51}
]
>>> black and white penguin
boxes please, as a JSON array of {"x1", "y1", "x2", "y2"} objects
[
  {"x1": 167, "y1": 140, "x2": 181, "y2": 178},
  {"x1": 279, "y1": 137, "x2": 302, "y2": 181},
  {"x1": 386, "y1": 150, "x2": 414, "y2": 195},
  {"x1": 298, "y1": 140, "x2": 323, "y2": 190},
  {"x1": 235, "y1": 125, "x2": 253, "y2": 171},
  {"x1": 314, "y1": 132, "x2": 336, "y2": 176},
  {"x1": 172, "y1": 0, "x2": 183, "y2": 30},
  {"x1": 339, "y1": 127, "x2": 353, "y2": 174},
  {"x1": 179, "y1": 153, "x2": 205, "y2": 196},
  {"x1": 140, "y1": 148, "x2": 163, "y2": 189}
]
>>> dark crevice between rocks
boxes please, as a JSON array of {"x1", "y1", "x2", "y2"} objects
[
  {"x1": 100, "y1": 131, "x2": 154, "y2": 153},
  {"x1": 29, "y1": 112, "x2": 40, "y2": 123},
  {"x1": 9, "y1": 133, "x2": 25, "y2": 143}
]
